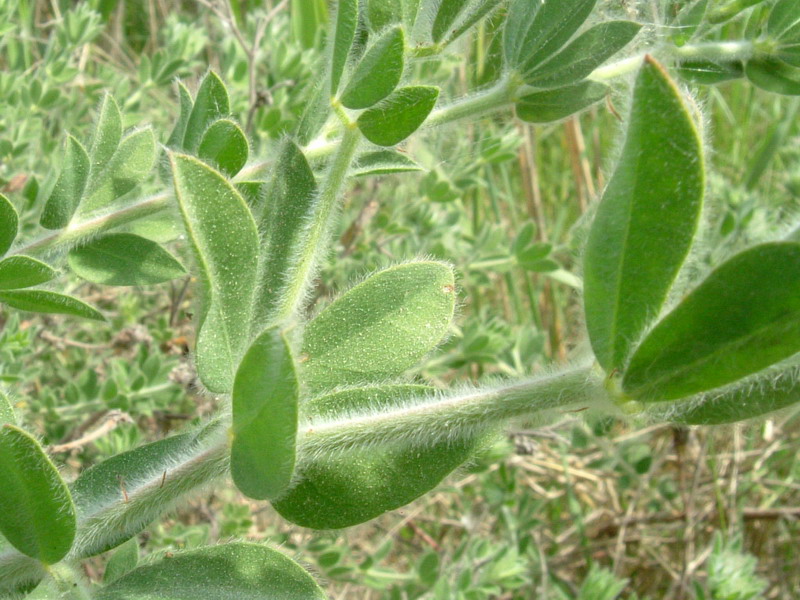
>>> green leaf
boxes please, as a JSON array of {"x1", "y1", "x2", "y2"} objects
[
  {"x1": 167, "y1": 82, "x2": 194, "y2": 150},
  {"x1": 183, "y1": 72, "x2": 230, "y2": 152},
  {"x1": 504, "y1": 0, "x2": 597, "y2": 74},
  {"x1": 367, "y1": 0, "x2": 403, "y2": 30},
  {"x1": 623, "y1": 242, "x2": 800, "y2": 401},
  {"x1": 84, "y1": 128, "x2": 157, "y2": 216},
  {"x1": 96, "y1": 543, "x2": 326, "y2": 600},
  {"x1": 329, "y1": 0, "x2": 358, "y2": 95},
  {"x1": 70, "y1": 429, "x2": 207, "y2": 556},
  {"x1": 583, "y1": 57, "x2": 704, "y2": 371},
  {"x1": 0, "y1": 424, "x2": 76, "y2": 564},
  {"x1": 252, "y1": 140, "x2": 317, "y2": 328},
  {"x1": 671, "y1": 365, "x2": 800, "y2": 425},
  {"x1": 68, "y1": 233, "x2": 186, "y2": 286},
  {"x1": 296, "y1": 82, "x2": 330, "y2": 146},
  {"x1": 524, "y1": 21, "x2": 642, "y2": 87},
  {"x1": 273, "y1": 385, "x2": 480, "y2": 529},
  {"x1": 89, "y1": 94, "x2": 122, "y2": 176},
  {"x1": 0, "y1": 390, "x2": 15, "y2": 425},
  {"x1": 232, "y1": 327, "x2": 298, "y2": 500},
  {"x1": 341, "y1": 26, "x2": 405, "y2": 109},
  {"x1": 745, "y1": 57, "x2": 800, "y2": 95},
  {"x1": 351, "y1": 150, "x2": 422, "y2": 178},
  {"x1": 0, "y1": 256, "x2": 57, "y2": 290},
  {"x1": 445, "y1": 0, "x2": 503, "y2": 45},
  {"x1": 432, "y1": 0, "x2": 466, "y2": 43},
  {"x1": 0, "y1": 193, "x2": 18, "y2": 256},
  {"x1": 672, "y1": 0, "x2": 709, "y2": 44},
  {"x1": 302, "y1": 261, "x2": 455, "y2": 393},
  {"x1": 103, "y1": 537, "x2": 139, "y2": 584},
  {"x1": 0, "y1": 290, "x2": 104, "y2": 321},
  {"x1": 357, "y1": 86, "x2": 439, "y2": 146},
  {"x1": 768, "y1": 0, "x2": 800, "y2": 39},
  {"x1": 170, "y1": 153, "x2": 258, "y2": 393},
  {"x1": 292, "y1": 0, "x2": 327, "y2": 48},
  {"x1": 515, "y1": 80, "x2": 608, "y2": 123},
  {"x1": 197, "y1": 118, "x2": 249, "y2": 177},
  {"x1": 677, "y1": 60, "x2": 744, "y2": 84},
  {"x1": 39, "y1": 135, "x2": 90, "y2": 229}
]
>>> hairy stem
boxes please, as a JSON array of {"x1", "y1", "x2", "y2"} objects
[
  {"x1": 299, "y1": 364, "x2": 603, "y2": 456},
  {"x1": 12, "y1": 192, "x2": 171, "y2": 258},
  {"x1": 273, "y1": 125, "x2": 361, "y2": 321}
]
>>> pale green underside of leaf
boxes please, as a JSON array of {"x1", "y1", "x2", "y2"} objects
[
  {"x1": 350, "y1": 150, "x2": 422, "y2": 178},
  {"x1": 357, "y1": 86, "x2": 439, "y2": 146},
  {"x1": 273, "y1": 385, "x2": 482, "y2": 529},
  {"x1": 232, "y1": 327, "x2": 298, "y2": 500},
  {"x1": 0, "y1": 193, "x2": 17, "y2": 257},
  {"x1": 0, "y1": 256, "x2": 57, "y2": 290},
  {"x1": 0, "y1": 390, "x2": 15, "y2": 425},
  {"x1": 68, "y1": 233, "x2": 186, "y2": 286},
  {"x1": 623, "y1": 242, "x2": 800, "y2": 401},
  {"x1": 523, "y1": 21, "x2": 642, "y2": 88},
  {"x1": 103, "y1": 537, "x2": 139, "y2": 584},
  {"x1": 170, "y1": 153, "x2": 258, "y2": 393},
  {"x1": 340, "y1": 25, "x2": 405, "y2": 109},
  {"x1": 95, "y1": 543, "x2": 326, "y2": 600},
  {"x1": 583, "y1": 57, "x2": 704, "y2": 372},
  {"x1": 515, "y1": 80, "x2": 608, "y2": 123},
  {"x1": 40, "y1": 135, "x2": 90, "y2": 229},
  {"x1": 329, "y1": 0, "x2": 358, "y2": 95},
  {"x1": 0, "y1": 424, "x2": 76, "y2": 564},
  {"x1": 301, "y1": 261, "x2": 456, "y2": 393},
  {"x1": 89, "y1": 94, "x2": 123, "y2": 177},
  {"x1": 79, "y1": 128, "x2": 157, "y2": 217},
  {"x1": 0, "y1": 290, "x2": 104, "y2": 320},
  {"x1": 252, "y1": 140, "x2": 318, "y2": 329}
]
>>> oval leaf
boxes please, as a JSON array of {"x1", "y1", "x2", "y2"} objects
[
  {"x1": 583, "y1": 57, "x2": 704, "y2": 371},
  {"x1": 40, "y1": 135, "x2": 90, "y2": 229},
  {"x1": 524, "y1": 21, "x2": 642, "y2": 87},
  {"x1": 0, "y1": 290, "x2": 104, "y2": 321},
  {"x1": 232, "y1": 327, "x2": 298, "y2": 500},
  {"x1": 68, "y1": 233, "x2": 186, "y2": 286},
  {"x1": 252, "y1": 140, "x2": 318, "y2": 329},
  {"x1": 351, "y1": 149, "x2": 422, "y2": 178},
  {"x1": 0, "y1": 256, "x2": 57, "y2": 290},
  {"x1": 80, "y1": 128, "x2": 157, "y2": 216},
  {"x1": 197, "y1": 118, "x2": 249, "y2": 177},
  {"x1": 166, "y1": 82, "x2": 194, "y2": 150},
  {"x1": 183, "y1": 71, "x2": 230, "y2": 152},
  {"x1": 432, "y1": 0, "x2": 466, "y2": 43},
  {"x1": 170, "y1": 154, "x2": 258, "y2": 393},
  {"x1": 515, "y1": 80, "x2": 608, "y2": 123},
  {"x1": 274, "y1": 385, "x2": 481, "y2": 529},
  {"x1": 745, "y1": 57, "x2": 800, "y2": 95},
  {"x1": 0, "y1": 390, "x2": 15, "y2": 425},
  {"x1": 0, "y1": 193, "x2": 18, "y2": 256},
  {"x1": 623, "y1": 242, "x2": 800, "y2": 401},
  {"x1": 329, "y1": 0, "x2": 358, "y2": 95},
  {"x1": 671, "y1": 365, "x2": 800, "y2": 425},
  {"x1": 96, "y1": 543, "x2": 326, "y2": 600},
  {"x1": 768, "y1": 0, "x2": 800, "y2": 38},
  {"x1": 504, "y1": 0, "x2": 597, "y2": 73},
  {"x1": 0, "y1": 424, "x2": 76, "y2": 564},
  {"x1": 341, "y1": 26, "x2": 405, "y2": 109},
  {"x1": 302, "y1": 261, "x2": 455, "y2": 393},
  {"x1": 89, "y1": 94, "x2": 122, "y2": 177},
  {"x1": 103, "y1": 537, "x2": 139, "y2": 584},
  {"x1": 357, "y1": 86, "x2": 439, "y2": 146}
]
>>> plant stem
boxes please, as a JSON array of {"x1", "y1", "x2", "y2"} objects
[
  {"x1": 299, "y1": 364, "x2": 604, "y2": 456},
  {"x1": 12, "y1": 192, "x2": 171, "y2": 258},
  {"x1": 425, "y1": 77, "x2": 517, "y2": 128},
  {"x1": 273, "y1": 125, "x2": 361, "y2": 321}
]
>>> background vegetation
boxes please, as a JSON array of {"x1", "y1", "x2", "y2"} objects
[{"x1": 0, "y1": 0, "x2": 798, "y2": 597}]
